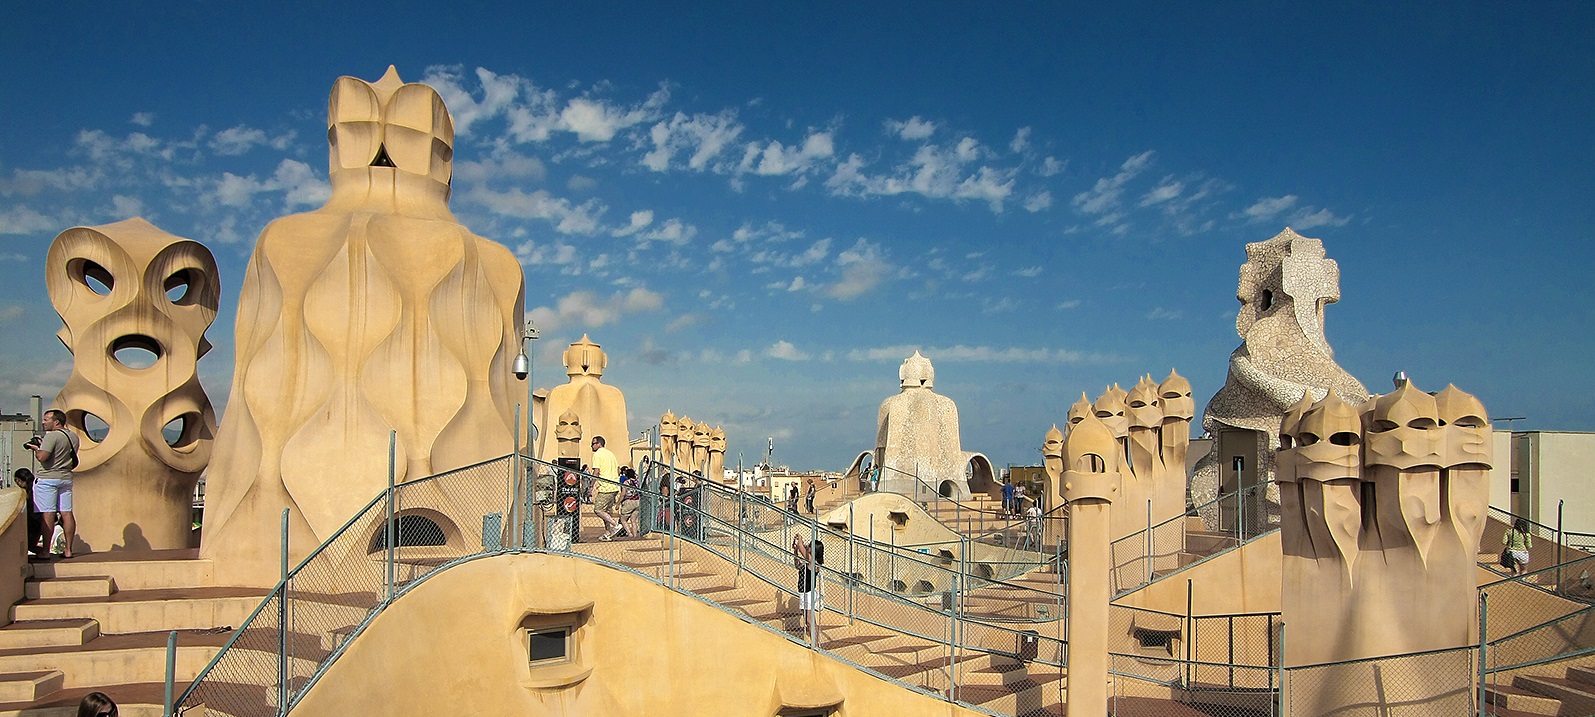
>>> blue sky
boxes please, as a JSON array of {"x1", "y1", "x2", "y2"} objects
[{"x1": 2, "y1": 4, "x2": 1591, "y2": 470}]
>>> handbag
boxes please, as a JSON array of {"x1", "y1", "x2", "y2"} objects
[{"x1": 1500, "y1": 547, "x2": 1515, "y2": 568}]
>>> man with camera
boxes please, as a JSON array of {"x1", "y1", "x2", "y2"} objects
[{"x1": 27, "y1": 409, "x2": 79, "y2": 559}]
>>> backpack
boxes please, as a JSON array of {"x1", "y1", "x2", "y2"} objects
[{"x1": 812, "y1": 539, "x2": 824, "y2": 566}]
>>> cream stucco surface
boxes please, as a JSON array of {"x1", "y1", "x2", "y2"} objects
[{"x1": 293, "y1": 552, "x2": 986, "y2": 716}]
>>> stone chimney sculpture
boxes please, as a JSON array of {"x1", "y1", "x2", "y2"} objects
[
  {"x1": 201, "y1": 67, "x2": 525, "y2": 585},
  {"x1": 659, "y1": 410, "x2": 679, "y2": 468},
  {"x1": 1062, "y1": 412, "x2": 1122, "y2": 717},
  {"x1": 1193, "y1": 228, "x2": 1369, "y2": 528},
  {"x1": 707, "y1": 426, "x2": 727, "y2": 482},
  {"x1": 1277, "y1": 381, "x2": 1490, "y2": 714},
  {"x1": 45, "y1": 218, "x2": 219, "y2": 552},
  {"x1": 870, "y1": 351, "x2": 993, "y2": 499},
  {"x1": 536, "y1": 335, "x2": 628, "y2": 469}
]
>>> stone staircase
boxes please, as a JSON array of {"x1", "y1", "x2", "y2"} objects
[
  {"x1": 0, "y1": 550, "x2": 272, "y2": 716},
  {"x1": 1484, "y1": 656, "x2": 1595, "y2": 716},
  {"x1": 567, "y1": 513, "x2": 1071, "y2": 715}
]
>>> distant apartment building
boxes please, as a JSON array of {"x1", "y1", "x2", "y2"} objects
[
  {"x1": 1492, "y1": 431, "x2": 1595, "y2": 532},
  {"x1": 0, "y1": 411, "x2": 39, "y2": 486}
]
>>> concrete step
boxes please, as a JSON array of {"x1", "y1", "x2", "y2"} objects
[
  {"x1": 11, "y1": 587, "x2": 271, "y2": 633},
  {"x1": 0, "y1": 671, "x2": 64, "y2": 703},
  {"x1": 1486, "y1": 681, "x2": 1562, "y2": 715},
  {"x1": 1513, "y1": 675, "x2": 1595, "y2": 716},
  {"x1": 31, "y1": 551, "x2": 212, "y2": 591},
  {"x1": 0, "y1": 620, "x2": 99, "y2": 650},
  {"x1": 26, "y1": 576, "x2": 116, "y2": 600}
]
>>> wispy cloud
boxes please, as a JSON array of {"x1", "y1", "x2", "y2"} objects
[
  {"x1": 847, "y1": 344, "x2": 1108, "y2": 364},
  {"x1": 528, "y1": 287, "x2": 664, "y2": 333}
]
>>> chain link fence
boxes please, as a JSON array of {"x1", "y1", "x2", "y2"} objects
[{"x1": 1284, "y1": 645, "x2": 1476, "y2": 717}]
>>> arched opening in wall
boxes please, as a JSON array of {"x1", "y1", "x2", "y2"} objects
[
  {"x1": 966, "y1": 455, "x2": 997, "y2": 496},
  {"x1": 110, "y1": 335, "x2": 163, "y2": 370},
  {"x1": 162, "y1": 412, "x2": 205, "y2": 449},
  {"x1": 68, "y1": 410, "x2": 109, "y2": 444},
  {"x1": 165, "y1": 269, "x2": 195, "y2": 304},
  {"x1": 938, "y1": 480, "x2": 956, "y2": 498},
  {"x1": 368, "y1": 513, "x2": 452, "y2": 553},
  {"x1": 70, "y1": 259, "x2": 114, "y2": 296},
  {"x1": 1259, "y1": 289, "x2": 1274, "y2": 312}
]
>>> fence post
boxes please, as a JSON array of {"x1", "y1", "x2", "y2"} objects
[
  {"x1": 1145, "y1": 500, "x2": 1153, "y2": 587},
  {"x1": 1277, "y1": 621, "x2": 1286, "y2": 717},
  {"x1": 849, "y1": 503, "x2": 855, "y2": 625},
  {"x1": 164, "y1": 630, "x2": 177, "y2": 717},
  {"x1": 811, "y1": 512, "x2": 820, "y2": 650},
  {"x1": 512, "y1": 406, "x2": 521, "y2": 551},
  {"x1": 1479, "y1": 591, "x2": 1489, "y2": 717},
  {"x1": 869, "y1": 518, "x2": 875, "y2": 585},
  {"x1": 737, "y1": 484, "x2": 745, "y2": 580},
  {"x1": 668, "y1": 468, "x2": 677, "y2": 590},
  {"x1": 386, "y1": 430, "x2": 397, "y2": 598},
  {"x1": 1186, "y1": 579, "x2": 1193, "y2": 689},
  {"x1": 278, "y1": 508, "x2": 289, "y2": 716},
  {"x1": 1558, "y1": 500, "x2": 1565, "y2": 593}
]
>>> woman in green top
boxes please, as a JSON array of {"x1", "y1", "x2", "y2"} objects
[{"x1": 1504, "y1": 518, "x2": 1533, "y2": 576}]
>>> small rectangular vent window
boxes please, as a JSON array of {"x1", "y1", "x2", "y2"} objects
[{"x1": 529, "y1": 627, "x2": 570, "y2": 665}]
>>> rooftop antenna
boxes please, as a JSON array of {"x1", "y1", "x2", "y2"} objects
[{"x1": 1392, "y1": 371, "x2": 1409, "y2": 389}]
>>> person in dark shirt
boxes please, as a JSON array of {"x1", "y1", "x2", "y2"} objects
[{"x1": 12, "y1": 469, "x2": 43, "y2": 557}]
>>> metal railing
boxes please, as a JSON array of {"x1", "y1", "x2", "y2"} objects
[
  {"x1": 174, "y1": 451, "x2": 1070, "y2": 716},
  {"x1": 1110, "y1": 483, "x2": 1276, "y2": 597}
]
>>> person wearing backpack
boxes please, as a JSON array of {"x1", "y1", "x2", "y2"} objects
[{"x1": 27, "y1": 410, "x2": 79, "y2": 559}]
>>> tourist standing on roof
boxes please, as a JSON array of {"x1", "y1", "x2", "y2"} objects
[
  {"x1": 589, "y1": 436, "x2": 623, "y2": 541},
  {"x1": 29, "y1": 409, "x2": 79, "y2": 559}
]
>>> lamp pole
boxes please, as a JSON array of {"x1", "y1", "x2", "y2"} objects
[{"x1": 513, "y1": 320, "x2": 540, "y2": 459}]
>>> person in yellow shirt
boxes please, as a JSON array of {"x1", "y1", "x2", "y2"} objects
[{"x1": 589, "y1": 436, "x2": 624, "y2": 541}]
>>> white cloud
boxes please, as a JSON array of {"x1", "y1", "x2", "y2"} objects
[
  {"x1": 129, "y1": 112, "x2": 155, "y2": 127},
  {"x1": 513, "y1": 240, "x2": 579, "y2": 266},
  {"x1": 0, "y1": 305, "x2": 23, "y2": 323},
  {"x1": 1057, "y1": 299, "x2": 1082, "y2": 310},
  {"x1": 738, "y1": 131, "x2": 834, "y2": 176},
  {"x1": 1243, "y1": 195, "x2": 1298, "y2": 220},
  {"x1": 1010, "y1": 127, "x2": 1031, "y2": 153},
  {"x1": 1145, "y1": 307, "x2": 1183, "y2": 320},
  {"x1": 643, "y1": 110, "x2": 744, "y2": 172},
  {"x1": 465, "y1": 187, "x2": 605, "y2": 235},
  {"x1": 560, "y1": 86, "x2": 669, "y2": 142},
  {"x1": 764, "y1": 340, "x2": 810, "y2": 361},
  {"x1": 1039, "y1": 157, "x2": 1066, "y2": 177},
  {"x1": 210, "y1": 125, "x2": 293, "y2": 155},
  {"x1": 420, "y1": 66, "x2": 528, "y2": 135},
  {"x1": 527, "y1": 287, "x2": 664, "y2": 333},
  {"x1": 846, "y1": 344, "x2": 1100, "y2": 364},
  {"x1": 453, "y1": 149, "x2": 547, "y2": 184},
  {"x1": 638, "y1": 218, "x2": 696, "y2": 246},
  {"x1": 1290, "y1": 207, "x2": 1351, "y2": 230},
  {"x1": 1013, "y1": 266, "x2": 1043, "y2": 278},
  {"x1": 1242, "y1": 195, "x2": 1350, "y2": 230},
  {"x1": 204, "y1": 159, "x2": 328, "y2": 210},
  {"x1": 0, "y1": 206, "x2": 67, "y2": 235},
  {"x1": 666, "y1": 314, "x2": 702, "y2": 332},
  {"x1": 1140, "y1": 177, "x2": 1184, "y2": 207},
  {"x1": 612, "y1": 209, "x2": 654, "y2": 237},
  {"x1": 885, "y1": 116, "x2": 937, "y2": 141},
  {"x1": 1023, "y1": 190, "x2": 1052, "y2": 212},
  {"x1": 1072, "y1": 151, "x2": 1155, "y2": 225},
  {"x1": 826, "y1": 137, "x2": 1016, "y2": 212},
  {"x1": 824, "y1": 238, "x2": 893, "y2": 301},
  {"x1": 110, "y1": 195, "x2": 144, "y2": 217}
]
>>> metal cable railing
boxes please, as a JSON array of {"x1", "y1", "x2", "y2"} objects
[
  {"x1": 176, "y1": 450, "x2": 1070, "y2": 716},
  {"x1": 1109, "y1": 482, "x2": 1275, "y2": 597}
]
